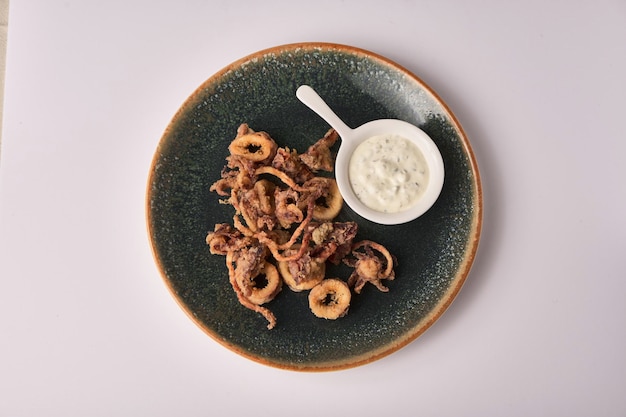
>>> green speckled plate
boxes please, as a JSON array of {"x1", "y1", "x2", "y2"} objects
[{"x1": 147, "y1": 43, "x2": 482, "y2": 371}]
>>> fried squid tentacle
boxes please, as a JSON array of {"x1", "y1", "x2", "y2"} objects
[{"x1": 345, "y1": 240, "x2": 396, "y2": 294}]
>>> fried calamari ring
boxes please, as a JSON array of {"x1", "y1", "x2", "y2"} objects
[
  {"x1": 237, "y1": 262, "x2": 282, "y2": 305},
  {"x1": 205, "y1": 223, "x2": 253, "y2": 255},
  {"x1": 311, "y1": 178, "x2": 343, "y2": 221},
  {"x1": 278, "y1": 260, "x2": 325, "y2": 292},
  {"x1": 254, "y1": 166, "x2": 316, "y2": 193},
  {"x1": 226, "y1": 252, "x2": 277, "y2": 329},
  {"x1": 232, "y1": 213, "x2": 257, "y2": 238},
  {"x1": 274, "y1": 188, "x2": 303, "y2": 229},
  {"x1": 226, "y1": 154, "x2": 258, "y2": 190},
  {"x1": 278, "y1": 246, "x2": 326, "y2": 292},
  {"x1": 308, "y1": 279, "x2": 351, "y2": 319},
  {"x1": 228, "y1": 130, "x2": 278, "y2": 162},
  {"x1": 254, "y1": 179, "x2": 275, "y2": 214}
]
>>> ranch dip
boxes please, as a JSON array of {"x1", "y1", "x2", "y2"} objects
[{"x1": 348, "y1": 133, "x2": 429, "y2": 213}]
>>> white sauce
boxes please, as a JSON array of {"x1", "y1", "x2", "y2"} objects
[{"x1": 348, "y1": 134, "x2": 429, "y2": 213}]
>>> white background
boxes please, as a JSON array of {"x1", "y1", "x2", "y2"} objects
[{"x1": 1, "y1": 1, "x2": 625, "y2": 416}]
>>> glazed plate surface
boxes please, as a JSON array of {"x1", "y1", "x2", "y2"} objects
[{"x1": 147, "y1": 43, "x2": 482, "y2": 371}]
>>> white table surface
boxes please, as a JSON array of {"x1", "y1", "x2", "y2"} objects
[
  {"x1": 0, "y1": 0, "x2": 7, "y2": 143},
  {"x1": 1, "y1": 1, "x2": 625, "y2": 416}
]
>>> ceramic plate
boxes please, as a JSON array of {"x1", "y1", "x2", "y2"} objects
[{"x1": 147, "y1": 43, "x2": 482, "y2": 371}]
